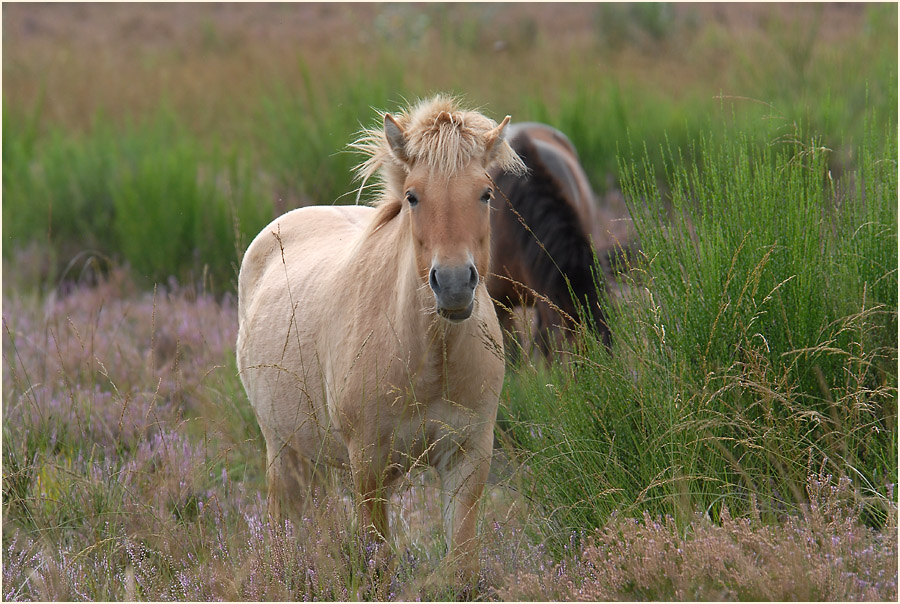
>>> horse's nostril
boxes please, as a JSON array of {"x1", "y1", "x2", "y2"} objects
[
  {"x1": 429, "y1": 267, "x2": 440, "y2": 293},
  {"x1": 468, "y1": 264, "x2": 478, "y2": 288}
]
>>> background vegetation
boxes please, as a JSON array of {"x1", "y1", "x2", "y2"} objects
[
  {"x1": 3, "y1": 3, "x2": 897, "y2": 600},
  {"x1": 4, "y1": 3, "x2": 896, "y2": 288}
]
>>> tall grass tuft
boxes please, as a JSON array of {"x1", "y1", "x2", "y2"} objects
[
  {"x1": 2, "y1": 109, "x2": 273, "y2": 292},
  {"x1": 503, "y1": 107, "x2": 897, "y2": 544}
]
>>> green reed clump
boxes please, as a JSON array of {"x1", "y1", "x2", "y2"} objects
[
  {"x1": 503, "y1": 108, "x2": 897, "y2": 546},
  {"x1": 3, "y1": 103, "x2": 119, "y2": 271},
  {"x1": 2, "y1": 108, "x2": 273, "y2": 292}
]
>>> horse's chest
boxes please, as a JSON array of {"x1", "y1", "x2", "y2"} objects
[
  {"x1": 387, "y1": 395, "x2": 476, "y2": 473},
  {"x1": 324, "y1": 320, "x2": 497, "y2": 473},
  {"x1": 335, "y1": 360, "x2": 473, "y2": 469}
]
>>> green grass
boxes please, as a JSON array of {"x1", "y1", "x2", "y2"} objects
[
  {"x1": 501, "y1": 105, "x2": 897, "y2": 547},
  {"x1": 4, "y1": 82, "x2": 890, "y2": 291},
  {"x1": 259, "y1": 59, "x2": 407, "y2": 207}
]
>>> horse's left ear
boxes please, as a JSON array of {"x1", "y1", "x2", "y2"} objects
[{"x1": 483, "y1": 115, "x2": 511, "y2": 166}]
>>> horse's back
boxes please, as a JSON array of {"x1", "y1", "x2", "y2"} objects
[
  {"x1": 506, "y1": 122, "x2": 578, "y2": 158},
  {"x1": 505, "y1": 123, "x2": 597, "y2": 231},
  {"x1": 239, "y1": 205, "x2": 375, "y2": 315}
]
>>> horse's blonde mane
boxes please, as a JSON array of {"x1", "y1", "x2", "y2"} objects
[{"x1": 350, "y1": 95, "x2": 526, "y2": 208}]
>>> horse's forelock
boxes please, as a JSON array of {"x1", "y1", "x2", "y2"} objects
[{"x1": 403, "y1": 99, "x2": 495, "y2": 175}]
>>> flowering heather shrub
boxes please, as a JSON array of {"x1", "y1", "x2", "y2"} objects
[
  {"x1": 2, "y1": 475, "x2": 541, "y2": 600},
  {"x1": 501, "y1": 474, "x2": 898, "y2": 601},
  {"x1": 2, "y1": 266, "x2": 250, "y2": 597}
]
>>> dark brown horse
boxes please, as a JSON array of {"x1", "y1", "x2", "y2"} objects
[{"x1": 488, "y1": 122, "x2": 613, "y2": 357}]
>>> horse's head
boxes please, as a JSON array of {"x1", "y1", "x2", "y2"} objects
[{"x1": 363, "y1": 97, "x2": 525, "y2": 323}]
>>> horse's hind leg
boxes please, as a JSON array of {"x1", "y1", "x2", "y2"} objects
[
  {"x1": 264, "y1": 438, "x2": 313, "y2": 525},
  {"x1": 264, "y1": 442, "x2": 285, "y2": 522}
]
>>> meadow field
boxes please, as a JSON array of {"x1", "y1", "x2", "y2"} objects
[{"x1": 3, "y1": 3, "x2": 897, "y2": 600}]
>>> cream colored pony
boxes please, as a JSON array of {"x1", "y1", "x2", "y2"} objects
[{"x1": 236, "y1": 95, "x2": 525, "y2": 577}]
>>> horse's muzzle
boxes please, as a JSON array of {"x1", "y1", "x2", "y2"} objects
[{"x1": 430, "y1": 263, "x2": 478, "y2": 323}]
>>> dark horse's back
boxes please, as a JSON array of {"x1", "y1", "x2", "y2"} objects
[{"x1": 488, "y1": 122, "x2": 612, "y2": 356}]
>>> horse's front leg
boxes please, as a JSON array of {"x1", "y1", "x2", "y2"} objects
[
  {"x1": 348, "y1": 441, "x2": 392, "y2": 571},
  {"x1": 438, "y1": 423, "x2": 495, "y2": 581}
]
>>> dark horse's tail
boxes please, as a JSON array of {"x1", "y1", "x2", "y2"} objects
[{"x1": 491, "y1": 133, "x2": 612, "y2": 351}]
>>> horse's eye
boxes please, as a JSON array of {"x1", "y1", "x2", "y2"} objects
[
  {"x1": 406, "y1": 191, "x2": 419, "y2": 207},
  {"x1": 480, "y1": 189, "x2": 493, "y2": 204}
]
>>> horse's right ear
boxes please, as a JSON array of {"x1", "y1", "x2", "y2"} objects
[{"x1": 384, "y1": 114, "x2": 409, "y2": 163}]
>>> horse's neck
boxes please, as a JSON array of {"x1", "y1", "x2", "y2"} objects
[
  {"x1": 337, "y1": 209, "x2": 485, "y2": 402},
  {"x1": 348, "y1": 210, "x2": 469, "y2": 355},
  {"x1": 347, "y1": 209, "x2": 427, "y2": 327}
]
